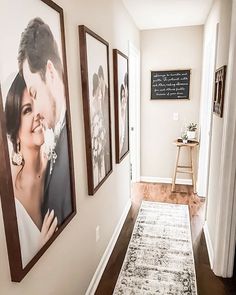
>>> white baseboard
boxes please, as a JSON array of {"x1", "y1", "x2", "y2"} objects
[
  {"x1": 85, "y1": 199, "x2": 131, "y2": 295},
  {"x1": 140, "y1": 176, "x2": 192, "y2": 185},
  {"x1": 203, "y1": 222, "x2": 214, "y2": 269}
]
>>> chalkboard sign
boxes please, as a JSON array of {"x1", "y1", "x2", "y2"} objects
[{"x1": 151, "y1": 69, "x2": 190, "y2": 99}]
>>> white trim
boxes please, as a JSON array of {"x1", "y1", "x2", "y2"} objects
[
  {"x1": 213, "y1": 1, "x2": 236, "y2": 277},
  {"x1": 129, "y1": 41, "x2": 141, "y2": 182},
  {"x1": 203, "y1": 223, "x2": 214, "y2": 269},
  {"x1": 187, "y1": 205, "x2": 198, "y2": 295},
  {"x1": 85, "y1": 199, "x2": 131, "y2": 295},
  {"x1": 228, "y1": 174, "x2": 236, "y2": 276},
  {"x1": 140, "y1": 176, "x2": 192, "y2": 186},
  {"x1": 135, "y1": 45, "x2": 141, "y2": 182},
  {"x1": 197, "y1": 22, "x2": 218, "y2": 197}
]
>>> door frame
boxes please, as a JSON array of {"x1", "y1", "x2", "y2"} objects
[
  {"x1": 213, "y1": 1, "x2": 236, "y2": 277},
  {"x1": 128, "y1": 41, "x2": 140, "y2": 182},
  {"x1": 197, "y1": 23, "x2": 219, "y2": 198}
]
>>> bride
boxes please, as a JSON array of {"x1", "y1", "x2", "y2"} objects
[{"x1": 5, "y1": 73, "x2": 57, "y2": 267}]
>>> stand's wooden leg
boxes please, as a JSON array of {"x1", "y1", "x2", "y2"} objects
[
  {"x1": 172, "y1": 146, "x2": 180, "y2": 192},
  {"x1": 190, "y1": 147, "x2": 196, "y2": 193}
]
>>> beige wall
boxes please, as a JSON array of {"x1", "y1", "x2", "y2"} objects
[
  {"x1": 0, "y1": 0, "x2": 139, "y2": 294},
  {"x1": 205, "y1": 0, "x2": 232, "y2": 253},
  {"x1": 140, "y1": 26, "x2": 203, "y2": 180}
]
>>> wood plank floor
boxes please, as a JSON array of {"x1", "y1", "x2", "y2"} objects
[{"x1": 95, "y1": 182, "x2": 236, "y2": 295}]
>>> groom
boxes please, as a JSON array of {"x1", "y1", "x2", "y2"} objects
[
  {"x1": 98, "y1": 65, "x2": 111, "y2": 174},
  {"x1": 18, "y1": 17, "x2": 72, "y2": 225}
]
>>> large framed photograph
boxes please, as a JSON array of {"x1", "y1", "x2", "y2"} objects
[
  {"x1": 113, "y1": 49, "x2": 129, "y2": 163},
  {"x1": 79, "y1": 25, "x2": 112, "y2": 195},
  {"x1": 0, "y1": 0, "x2": 76, "y2": 281}
]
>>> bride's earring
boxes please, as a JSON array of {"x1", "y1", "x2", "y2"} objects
[{"x1": 12, "y1": 141, "x2": 24, "y2": 166}]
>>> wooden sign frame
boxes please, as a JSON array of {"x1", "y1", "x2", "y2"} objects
[{"x1": 150, "y1": 69, "x2": 191, "y2": 100}]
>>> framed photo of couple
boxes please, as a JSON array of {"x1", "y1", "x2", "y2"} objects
[
  {"x1": 113, "y1": 49, "x2": 129, "y2": 163},
  {"x1": 0, "y1": 0, "x2": 76, "y2": 282},
  {"x1": 79, "y1": 25, "x2": 113, "y2": 196}
]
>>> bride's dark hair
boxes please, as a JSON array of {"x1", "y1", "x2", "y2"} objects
[
  {"x1": 5, "y1": 74, "x2": 26, "y2": 187},
  {"x1": 5, "y1": 73, "x2": 25, "y2": 155}
]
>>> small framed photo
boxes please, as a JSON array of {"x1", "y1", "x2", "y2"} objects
[
  {"x1": 79, "y1": 25, "x2": 112, "y2": 195},
  {"x1": 0, "y1": 0, "x2": 76, "y2": 281},
  {"x1": 113, "y1": 49, "x2": 129, "y2": 163},
  {"x1": 213, "y1": 65, "x2": 227, "y2": 117}
]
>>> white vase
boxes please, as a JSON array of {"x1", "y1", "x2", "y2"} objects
[{"x1": 187, "y1": 131, "x2": 196, "y2": 140}]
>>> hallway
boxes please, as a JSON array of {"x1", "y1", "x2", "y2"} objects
[
  {"x1": 96, "y1": 183, "x2": 236, "y2": 295},
  {"x1": 1, "y1": 1, "x2": 236, "y2": 293}
]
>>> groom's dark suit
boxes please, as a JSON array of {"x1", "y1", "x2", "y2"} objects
[{"x1": 42, "y1": 122, "x2": 72, "y2": 226}]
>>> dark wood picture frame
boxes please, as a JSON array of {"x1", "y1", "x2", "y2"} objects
[
  {"x1": 0, "y1": 0, "x2": 76, "y2": 282},
  {"x1": 213, "y1": 65, "x2": 227, "y2": 117},
  {"x1": 113, "y1": 49, "x2": 129, "y2": 163},
  {"x1": 79, "y1": 25, "x2": 112, "y2": 195},
  {"x1": 150, "y1": 69, "x2": 191, "y2": 100}
]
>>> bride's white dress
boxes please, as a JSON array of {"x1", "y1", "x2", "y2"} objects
[{"x1": 15, "y1": 198, "x2": 40, "y2": 268}]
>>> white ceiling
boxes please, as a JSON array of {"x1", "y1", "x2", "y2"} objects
[{"x1": 122, "y1": 0, "x2": 214, "y2": 30}]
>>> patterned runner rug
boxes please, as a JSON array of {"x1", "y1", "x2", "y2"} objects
[{"x1": 113, "y1": 201, "x2": 198, "y2": 294}]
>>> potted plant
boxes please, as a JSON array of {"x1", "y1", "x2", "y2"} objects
[
  {"x1": 181, "y1": 132, "x2": 188, "y2": 144},
  {"x1": 186, "y1": 123, "x2": 197, "y2": 139}
]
